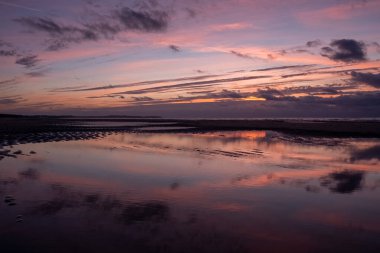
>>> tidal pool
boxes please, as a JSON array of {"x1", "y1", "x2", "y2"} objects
[{"x1": 1, "y1": 131, "x2": 380, "y2": 253}]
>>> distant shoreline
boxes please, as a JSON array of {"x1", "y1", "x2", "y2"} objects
[{"x1": 1, "y1": 116, "x2": 380, "y2": 138}]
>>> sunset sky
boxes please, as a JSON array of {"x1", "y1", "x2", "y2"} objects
[{"x1": 0, "y1": 0, "x2": 380, "y2": 117}]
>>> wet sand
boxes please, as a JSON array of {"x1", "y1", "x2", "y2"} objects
[
  {"x1": 1, "y1": 130, "x2": 380, "y2": 253},
  {"x1": 184, "y1": 119, "x2": 380, "y2": 136}
]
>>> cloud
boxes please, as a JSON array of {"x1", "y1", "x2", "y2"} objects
[
  {"x1": 0, "y1": 40, "x2": 17, "y2": 56},
  {"x1": 321, "y1": 39, "x2": 367, "y2": 62},
  {"x1": 169, "y1": 44, "x2": 180, "y2": 52},
  {"x1": 87, "y1": 94, "x2": 125, "y2": 99},
  {"x1": 306, "y1": 39, "x2": 322, "y2": 47},
  {"x1": 132, "y1": 96, "x2": 154, "y2": 102},
  {"x1": 254, "y1": 88, "x2": 296, "y2": 101},
  {"x1": 187, "y1": 90, "x2": 216, "y2": 95},
  {"x1": 15, "y1": 55, "x2": 40, "y2": 68},
  {"x1": 332, "y1": 92, "x2": 380, "y2": 107},
  {"x1": 0, "y1": 95, "x2": 24, "y2": 104},
  {"x1": 46, "y1": 40, "x2": 68, "y2": 51},
  {"x1": 279, "y1": 65, "x2": 379, "y2": 79},
  {"x1": 211, "y1": 22, "x2": 251, "y2": 32},
  {"x1": 280, "y1": 84, "x2": 348, "y2": 96},
  {"x1": 0, "y1": 1, "x2": 44, "y2": 13},
  {"x1": 0, "y1": 78, "x2": 18, "y2": 87},
  {"x1": 370, "y1": 42, "x2": 380, "y2": 53},
  {"x1": 11, "y1": 90, "x2": 380, "y2": 118},
  {"x1": 209, "y1": 89, "x2": 244, "y2": 99},
  {"x1": 129, "y1": 89, "x2": 248, "y2": 105},
  {"x1": 116, "y1": 7, "x2": 168, "y2": 32},
  {"x1": 253, "y1": 86, "x2": 380, "y2": 106},
  {"x1": 26, "y1": 70, "x2": 46, "y2": 77},
  {"x1": 252, "y1": 64, "x2": 315, "y2": 72},
  {"x1": 113, "y1": 75, "x2": 271, "y2": 95},
  {"x1": 14, "y1": 5, "x2": 170, "y2": 50},
  {"x1": 184, "y1": 8, "x2": 196, "y2": 18},
  {"x1": 276, "y1": 44, "x2": 318, "y2": 57},
  {"x1": 230, "y1": 50, "x2": 255, "y2": 60},
  {"x1": 15, "y1": 17, "x2": 101, "y2": 49},
  {"x1": 351, "y1": 71, "x2": 380, "y2": 88},
  {"x1": 0, "y1": 49, "x2": 17, "y2": 56},
  {"x1": 49, "y1": 85, "x2": 88, "y2": 92},
  {"x1": 53, "y1": 74, "x2": 225, "y2": 92}
]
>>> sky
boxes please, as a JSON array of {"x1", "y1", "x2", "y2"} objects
[{"x1": 0, "y1": 0, "x2": 380, "y2": 117}]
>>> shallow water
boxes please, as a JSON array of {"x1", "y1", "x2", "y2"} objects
[{"x1": 1, "y1": 131, "x2": 380, "y2": 253}]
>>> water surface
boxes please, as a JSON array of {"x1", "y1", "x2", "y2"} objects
[{"x1": 1, "y1": 131, "x2": 380, "y2": 253}]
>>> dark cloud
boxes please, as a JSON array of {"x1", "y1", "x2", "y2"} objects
[
  {"x1": 15, "y1": 90, "x2": 380, "y2": 118},
  {"x1": 49, "y1": 85, "x2": 88, "y2": 92},
  {"x1": 230, "y1": 50, "x2": 255, "y2": 60},
  {"x1": 209, "y1": 89, "x2": 244, "y2": 99},
  {"x1": 252, "y1": 64, "x2": 315, "y2": 72},
  {"x1": 306, "y1": 39, "x2": 322, "y2": 47},
  {"x1": 169, "y1": 44, "x2": 180, "y2": 52},
  {"x1": 26, "y1": 70, "x2": 46, "y2": 77},
  {"x1": 280, "y1": 66, "x2": 379, "y2": 79},
  {"x1": 15, "y1": 17, "x2": 100, "y2": 49},
  {"x1": 16, "y1": 17, "x2": 69, "y2": 36},
  {"x1": 294, "y1": 49, "x2": 313, "y2": 54},
  {"x1": 321, "y1": 39, "x2": 367, "y2": 62},
  {"x1": 46, "y1": 40, "x2": 68, "y2": 51},
  {"x1": 55, "y1": 74, "x2": 223, "y2": 92},
  {"x1": 129, "y1": 89, "x2": 248, "y2": 105},
  {"x1": 320, "y1": 170, "x2": 364, "y2": 194},
  {"x1": 132, "y1": 96, "x2": 154, "y2": 102},
  {"x1": 187, "y1": 90, "x2": 216, "y2": 95},
  {"x1": 0, "y1": 95, "x2": 24, "y2": 104},
  {"x1": 351, "y1": 71, "x2": 380, "y2": 88},
  {"x1": 253, "y1": 86, "x2": 380, "y2": 106},
  {"x1": 0, "y1": 49, "x2": 17, "y2": 56},
  {"x1": 113, "y1": 75, "x2": 271, "y2": 95},
  {"x1": 23, "y1": 101, "x2": 65, "y2": 109},
  {"x1": 87, "y1": 94, "x2": 125, "y2": 99},
  {"x1": 281, "y1": 72, "x2": 313, "y2": 78},
  {"x1": 15, "y1": 5, "x2": 169, "y2": 50},
  {"x1": 331, "y1": 91, "x2": 380, "y2": 107},
  {"x1": 0, "y1": 78, "x2": 18, "y2": 87},
  {"x1": 115, "y1": 7, "x2": 168, "y2": 32},
  {"x1": 350, "y1": 145, "x2": 380, "y2": 162},
  {"x1": 184, "y1": 8, "x2": 197, "y2": 18},
  {"x1": 280, "y1": 84, "x2": 350, "y2": 96},
  {"x1": 15, "y1": 55, "x2": 40, "y2": 68},
  {"x1": 277, "y1": 48, "x2": 313, "y2": 56},
  {"x1": 0, "y1": 40, "x2": 17, "y2": 56},
  {"x1": 255, "y1": 88, "x2": 286, "y2": 100}
]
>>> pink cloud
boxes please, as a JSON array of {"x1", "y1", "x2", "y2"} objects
[
  {"x1": 297, "y1": 1, "x2": 380, "y2": 26},
  {"x1": 209, "y1": 22, "x2": 253, "y2": 32}
]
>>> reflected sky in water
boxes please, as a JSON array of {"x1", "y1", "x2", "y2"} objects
[{"x1": 1, "y1": 131, "x2": 380, "y2": 253}]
